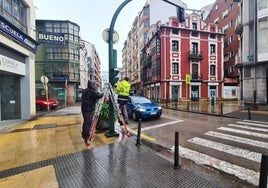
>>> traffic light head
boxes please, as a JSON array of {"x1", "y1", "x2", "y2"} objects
[{"x1": 110, "y1": 68, "x2": 119, "y2": 85}]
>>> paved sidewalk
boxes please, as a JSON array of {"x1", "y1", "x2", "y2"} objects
[{"x1": 0, "y1": 101, "x2": 266, "y2": 187}]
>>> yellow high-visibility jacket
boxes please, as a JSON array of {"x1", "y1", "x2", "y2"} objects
[{"x1": 116, "y1": 80, "x2": 131, "y2": 96}]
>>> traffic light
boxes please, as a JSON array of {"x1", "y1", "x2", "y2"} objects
[
  {"x1": 177, "y1": 6, "x2": 185, "y2": 23},
  {"x1": 110, "y1": 68, "x2": 119, "y2": 86}
]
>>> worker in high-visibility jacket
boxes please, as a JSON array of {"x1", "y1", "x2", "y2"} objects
[{"x1": 116, "y1": 77, "x2": 131, "y2": 124}]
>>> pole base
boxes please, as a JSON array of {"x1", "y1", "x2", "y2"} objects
[{"x1": 105, "y1": 131, "x2": 119, "y2": 138}]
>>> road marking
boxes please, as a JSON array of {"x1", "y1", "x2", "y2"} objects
[
  {"x1": 227, "y1": 123, "x2": 268, "y2": 132},
  {"x1": 170, "y1": 146, "x2": 260, "y2": 186},
  {"x1": 218, "y1": 127, "x2": 268, "y2": 139},
  {"x1": 188, "y1": 137, "x2": 261, "y2": 162},
  {"x1": 243, "y1": 119, "x2": 268, "y2": 125},
  {"x1": 128, "y1": 128, "x2": 156, "y2": 142},
  {"x1": 115, "y1": 125, "x2": 156, "y2": 142},
  {"x1": 237, "y1": 121, "x2": 268, "y2": 128},
  {"x1": 141, "y1": 120, "x2": 183, "y2": 131},
  {"x1": 161, "y1": 115, "x2": 183, "y2": 121},
  {"x1": 205, "y1": 131, "x2": 268, "y2": 149}
]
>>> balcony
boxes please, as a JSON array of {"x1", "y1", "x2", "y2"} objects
[{"x1": 188, "y1": 51, "x2": 203, "y2": 62}]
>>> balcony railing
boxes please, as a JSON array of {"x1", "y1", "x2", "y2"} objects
[
  {"x1": 191, "y1": 73, "x2": 203, "y2": 80},
  {"x1": 188, "y1": 51, "x2": 203, "y2": 62}
]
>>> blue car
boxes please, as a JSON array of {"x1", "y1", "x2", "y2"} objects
[{"x1": 127, "y1": 96, "x2": 162, "y2": 121}]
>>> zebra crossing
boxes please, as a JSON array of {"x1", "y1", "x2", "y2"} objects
[{"x1": 171, "y1": 119, "x2": 268, "y2": 186}]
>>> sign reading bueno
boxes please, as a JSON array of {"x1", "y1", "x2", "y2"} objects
[{"x1": 38, "y1": 31, "x2": 65, "y2": 44}]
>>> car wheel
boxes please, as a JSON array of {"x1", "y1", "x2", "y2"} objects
[
  {"x1": 131, "y1": 111, "x2": 138, "y2": 121},
  {"x1": 36, "y1": 104, "x2": 42, "y2": 111}
]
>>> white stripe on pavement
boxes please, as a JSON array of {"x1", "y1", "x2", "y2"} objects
[
  {"x1": 218, "y1": 127, "x2": 268, "y2": 139},
  {"x1": 141, "y1": 120, "x2": 183, "y2": 131},
  {"x1": 170, "y1": 146, "x2": 260, "y2": 186},
  {"x1": 188, "y1": 137, "x2": 261, "y2": 162},
  {"x1": 205, "y1": 131, "x2": 268, "y2": 149},
  {"x1": 228, "y1": 123, "x2": 268, "y2": 132},
  {"x1": 243, "y1": 119, "x2": 268, "y2": 125},
  {"x1": 238, "y1": 121, "x2": 268, "y2": 127}
]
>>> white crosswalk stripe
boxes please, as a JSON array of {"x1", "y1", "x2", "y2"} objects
[
  {"x1": 218, "y1": 127, "x2": 268, "y2": 139},
  {"x1": 227, "y1": 123, "x2": 268, "y2": 132},
  {"x1": 170, "y1": 120, "x2": 268, "y2": 187},
  {"x1": 188, "y1": 137, "x2": 261, "y2": 162},
  {"x1": 237, "y1": 120, "x2": 268, "y2": 127},
  {"x1": 205, "y1": 131, "x2": 268, "y2": 149}
]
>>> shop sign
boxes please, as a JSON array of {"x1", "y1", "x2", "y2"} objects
[
  {"x1": 0, "y1": 16, "x2": 38, "y2": 51},
  {"x1": 38, "y1": 31, "x2": 65, "y2": 44},
  {"x1": 52, "y1": 74, "x2": 69, "y2": 80},
  {"x1": 0, "y1": 54, "x2": 25, "y2": 75}
]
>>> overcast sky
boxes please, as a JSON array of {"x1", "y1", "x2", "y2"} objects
[{"x1": 34, "y1": 0, "x2": 215, "y2": 72}]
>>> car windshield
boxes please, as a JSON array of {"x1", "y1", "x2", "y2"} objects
[{"x1": 131, "y1": 97, "x2": 151, "y2": 104}]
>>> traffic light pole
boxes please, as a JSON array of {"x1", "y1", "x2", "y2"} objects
[
  {"x1": 105, "y1": 0, "x2": 184, "y2": 137},
  {"x1": 105, "y1": 0, "x2": 132, "y2": 138}
]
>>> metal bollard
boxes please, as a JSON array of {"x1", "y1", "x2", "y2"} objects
[
  {"x1": 248, "y1": 107, "x2": 252, "y2": 120},
  {"x1": 259, "y1": 154, "x2": 268, "y2": 188},
  {"x1": 136, "y1": 119, "x2": 142, "y2": 146},
  {"x1": 220, "y1": 103, "x2": 223, "y2": 115},
  {"x1": 174, "y1": 131, "x2": 180, "y2": 169}
]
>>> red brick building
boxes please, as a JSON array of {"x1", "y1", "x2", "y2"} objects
[
  {"x1": 205, "y1": 0, "x2": 240, "y2": 99},
  {"x1": 141, "y1": 13, "x2": 224, "y2": 102}
]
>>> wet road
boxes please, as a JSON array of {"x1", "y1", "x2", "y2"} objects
[{"x1": 127, "y1": 109, "x2": 268, "y2": 187}]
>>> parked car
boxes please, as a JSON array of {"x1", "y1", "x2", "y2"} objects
[
  {"x1": 127, "y1": 96, "x2": 162, "y2": 121},
  {"x1": 36, "y1": 98, "x2": 59, "y2": 111}
]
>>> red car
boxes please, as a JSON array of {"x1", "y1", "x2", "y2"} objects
[{"x1": 36, "y1": 98, "x2": 59, "y2": 111}]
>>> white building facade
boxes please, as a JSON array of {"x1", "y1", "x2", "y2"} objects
[
  {"x1": 0, "y1": 0, "x2": 38, "y2": 121},
  {"x1": 240, "y1": 0, "x2": 268, "y2": 105}
]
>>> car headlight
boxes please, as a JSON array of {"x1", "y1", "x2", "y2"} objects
[
  {"x1": 158, "y1": 106, "x2": 162, "y2": 110},
  {"x1": 137, "y1": 108, "x2": 146, "y2": 112}
]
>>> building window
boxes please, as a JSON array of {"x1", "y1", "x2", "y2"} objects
[
  {"x1": 172, "y1": 41, "x2": 179, "y2": 51},
  {"x1": 229, "y1": 20, "x2": 234, "y2": 27},
  {"x1": 210, "y1": 34, "x2": 216, "y2": 39},
  {"x1": 229, "y1": 66, "x2": 234, "y2": 73},
  {"x1": 210, "y1": 65, "x2": 216, "y2": 76},
  {"x1": 224, "y1": 40, "x2": 229, "y2": 48},
  {"x1": 192, "y1": 22, "x2": 197, "y2": 30},
  {"x1": 191, "y1": 42, "x2": 198, "y2": 53},
  {"x1": 229, "y1": 3, "x2": 233, "y2": 11},
  {"x1": 223, "y1": 24, "x2": 229, "y2": 33},
  {"x1": 172, "y1": 62, "x2": 179, "y2": 74},
  {"x1": 259, "y1": 16, "x2": 268, "y2": 54},
  {"x1": 214, "y1": 18, "x2": 219, "y2": 24},
  {"x1": 229, "y1": 35, "x2": 234, "y2": 43},
  {"x1": 210, "y1": 44, "x2": 216, "y2": 54},
  {"x1": 2, "y1": 0, "x2": 27, "y2": 32},
  {"x1": 215, "y1": 4, "x2": 218, "y2": 10},
  {"x1": 222, "y1": 9, "x2": 229, "y2": 19},
  {"x1": 259, "y1": 0, "x2": 268, "y2": 10},
  {"x1": 230, "y1": 51, "x2": 234, "y2": 58}
]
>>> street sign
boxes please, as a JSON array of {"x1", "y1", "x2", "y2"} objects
[
  {"x1": 102, "y1": 28, "x2": 119, "y2": 44},
  {"x1": 40, "y1": 75, "x2": 49, "y2": 84},
  {"x1": 247, "y1": 54, "x2": 254, "y2": 61}
]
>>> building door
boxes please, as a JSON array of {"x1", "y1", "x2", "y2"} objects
[
  {"x1": 209, "y1": 86, "x2": 217, "y2": 101},
  {"x1": 171, "y1": 85, "x2": 179, "y2": 102},
  {"x1": 191, "y1": 86, "x2": 199, "y2": 101},
  {"x1": 0, "y1": 75, "x2": 21, "y2": 120}
]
